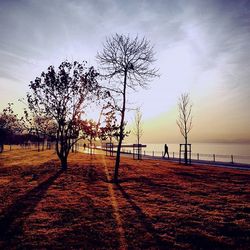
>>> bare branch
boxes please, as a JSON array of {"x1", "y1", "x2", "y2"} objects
[
  {"x1": 176, "y1": 93, "x2": 193, "y2": 142},
  {"x1": 97, "y1": 34, "x2": 159, "y2": 182},
  {"x1": 132, "y1": 107, "x2": 143, "y2": 145}
]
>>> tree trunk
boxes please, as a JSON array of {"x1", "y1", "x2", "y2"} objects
[
  {"x1": 114, "y1": 131, "x2": 123, "y2": 182},
  {"x1": 56, "y1": 136, "x2": 68, "y2": 171},
  {"x1": 184, "y1": 137, "x2": 188, "y2": 165},
  {"x1": 71, "y1": 139, "x2": 74, "y2": 153},
  {"x1": 60, "y1": 156, "x2": 68, "y2": 170},
  {"x1": 114, "y1": 69, "x2": 127, "y2": 183}
]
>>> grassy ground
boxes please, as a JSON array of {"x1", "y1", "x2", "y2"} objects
[{"x1": 0, "y1": 147, "x2": 249, "y2": 249}]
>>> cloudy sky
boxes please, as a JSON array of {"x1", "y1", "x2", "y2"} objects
[{"x1": 0, "y1": 0, "x2": 250, "y2": 143}]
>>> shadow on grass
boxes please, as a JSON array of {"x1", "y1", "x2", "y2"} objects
[
  {"x1": 116, "y1": 183, "x2": 171, "y2": 249},
  {"x1": 118, "y1": 176, "x2": 183, "y2": 191},
  {"x1": 0, "y1": 170, "x2": 62, "y2": 247}
]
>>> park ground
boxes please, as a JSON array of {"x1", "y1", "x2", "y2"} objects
[{"x1": 0, "y1": 147, "x2": 250, "y2": 249}]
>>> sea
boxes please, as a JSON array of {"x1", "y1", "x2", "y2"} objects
[{"x1": 133, "y1": 143, "x2": 250, "y2": 164}]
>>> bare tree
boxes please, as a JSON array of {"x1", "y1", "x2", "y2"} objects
[
  {"x1": 133, "y1": 107, "x2": 143, "y2": 145},
  {"x1": 97, "y1": 33, "x2": 158, "y2": 182},
  {"x1": 132, "y1": 107, "x2": 143, "y2": 159},
  {"x1": 176, "y1": 93, "x2": 193, "y2": 165}
]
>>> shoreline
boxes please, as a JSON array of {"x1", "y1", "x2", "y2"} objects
[{"x1": 79, "y1": 146, "x2": 250, "y2": 170}]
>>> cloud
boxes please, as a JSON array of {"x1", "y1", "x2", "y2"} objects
[{"x1": 0, "y1": 0, "x2": 249, "y2": 141}]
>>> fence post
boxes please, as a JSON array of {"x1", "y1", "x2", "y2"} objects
[
  {"x1": 213, "y1": 154, "x2": 215, "y2": 162},
  {"x1": 153, "y1": 151, "x2": 154, "y2": 157},
  {"x1": 231, "y1": 155, "x2": 234, "y2": 164},
  {"x1": 197, "y1": 153, "x2": 199, "y2": 160},
  {"x1": 173, "y1": 152, "x2": 175, "y2": 159}
]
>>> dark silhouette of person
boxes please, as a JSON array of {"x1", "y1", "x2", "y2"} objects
[
  {"x1": 83, "y1": 143, "x2": 86, "y2": 150},
  {"x1": 163, "y1": 144, "x2": 169, "y2": 159}
]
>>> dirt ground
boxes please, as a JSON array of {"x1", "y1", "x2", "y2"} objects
[{"x1": 0, "y1": 147, "x2": 249, "y2": 249}]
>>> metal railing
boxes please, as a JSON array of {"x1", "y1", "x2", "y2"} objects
[{"x1": 137, "y1": 150, "x2": 250, "y2": 165}]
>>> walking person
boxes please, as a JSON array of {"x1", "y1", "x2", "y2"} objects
[{"x1": 163, "y1": 144, "x2": 169, "y2": 159}]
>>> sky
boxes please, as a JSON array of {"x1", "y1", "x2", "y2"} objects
[{"x1": 0, "y1": 0, "x2": 250, "y2": 143}]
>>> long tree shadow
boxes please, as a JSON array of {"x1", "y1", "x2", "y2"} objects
[
  {"x1": 116, "y1": 183, "x2": 172, "y2": 249},
  {"x1": 0, "y1": 170, "x2": 62, "y2": 247},
  {"x1": 119, "y1": 176, "x2": 183, "y2": 192},
  {"x1": 119, "y1": 176, "x2": 167, "y2": 187}
]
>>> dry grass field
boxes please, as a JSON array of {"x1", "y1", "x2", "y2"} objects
[{"x1": 0, "y1": 147, "x2": 249, "y2": 249}]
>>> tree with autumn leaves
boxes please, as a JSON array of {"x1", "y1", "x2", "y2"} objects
[
  {"x1": 27, "y1": 61, "x2": 101, "y2": 170},
  {"x1": 0, "y1": 103, "x2": 23, "y2": 152}
]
